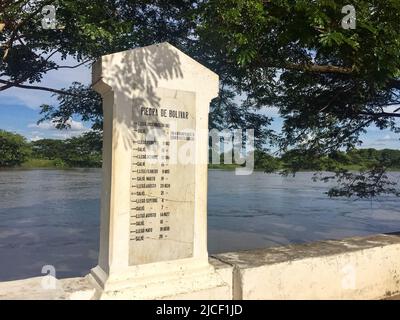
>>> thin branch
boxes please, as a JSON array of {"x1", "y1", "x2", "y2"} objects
[
  {"x1": 0, "y1": 45, "x2": 90, "y2": 92},
  {"x1": 319, "y1": 85, "x2": 353, "y2": 113},
  {"x1": 283, "y1": 62, "x2": 354, "y2": 75},
  {"x1": 389, "y1": 79, "x2": 400, "y2": 90},
  {"x1": 359, "y1": 110, "x2": 400, "y2": 118},
  {"x1": 42, "y1": 59, "x2": 92, "y2": 72},
  {"x1": 45, "y1": 48, "x2": 60, "y2": 61},
  {"x1": 324, "y1": 118, "x2": 374, "y2": 152},
  {"x1": 0, "y1": 79, "x2": 80, "y2": 96}
]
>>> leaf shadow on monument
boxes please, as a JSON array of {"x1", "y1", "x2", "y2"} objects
[{"x1": 99, "y1": 43, "x2": 184, "y2": 151}]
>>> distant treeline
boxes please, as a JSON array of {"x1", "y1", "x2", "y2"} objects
[
  {"x1": 0, "y1": 129, "x2": 102, "y2": 168},
  {"x1": 210, "y1": 149, "x2": 400, "y2": 172},
  {"x1": 1, "y1": 129, "x2": 400, "y2": 170},
  {"x1": 253, "y1": 149, "x2": 400, "y2": 172}
]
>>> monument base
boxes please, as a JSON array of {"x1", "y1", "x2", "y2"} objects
[{"x1": 87, "y1": 259, "x2": 231, "y2": 300}]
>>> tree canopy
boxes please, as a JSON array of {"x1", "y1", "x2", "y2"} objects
[
  {"x1": 199, "y1": 0, "x2": 400, "y2": 197},
  {"x1": 1, "y1": 0, "x2": 400, "y2": 197},
  {"x1": 0, "y1": 129, "x2": 30, "y2": 166},
  {"x1": 30, "y1": 130, "x2": 102, "y2": 167}
]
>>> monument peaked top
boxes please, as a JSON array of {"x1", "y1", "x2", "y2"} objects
[
  {"x1": 106, "y1": 42, "x2": 217, "y2": 76},
  {"x1": 93, "y1": 42, "x2": 218, "y2": 97}
]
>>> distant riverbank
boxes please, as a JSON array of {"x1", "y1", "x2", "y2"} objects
[
  {"x1": 5, "y1": 160, "x2": 398, "y2": 172},
  {"x1": 21, "y1": 159, "x2": 69, "y2": 169},
  {"x1": 2, "y1": 130, "x2": 400, "y2": 172},
  {"x1": 17, "y1": 159, "x2": 100, "y2": 169}
]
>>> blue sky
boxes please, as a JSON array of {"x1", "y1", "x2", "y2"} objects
[
  {"x1": 0, "y1": 55, "x2": 399, "y2": 150},
  {"x1": 0, "y1": 55, "x2": 92, "y2": 141}
]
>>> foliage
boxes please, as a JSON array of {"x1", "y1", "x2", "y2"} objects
[
  {"x1": 256, "y1": 148, "x2": 400, "y2": 198},
  {"x1": 198, "y1": 0, "x2": 400, "y2": 197},
  {"x1": 0, "y1": 130, "x2": 31, "y2": 167},
  {"x1": 320, "y1": 168, "x2": 400, "y2": 199},
  {"x1": 31, "y1": 138, "x2": 65, "y2": 159},
  {"x1": 38, "y1": 82, "x2": 103, "y2": 130},
  {"x1": 61, "y1": 131, "x2": 102, "y2": 167},
  {"x1": 30, "y1": 131, "x2": 102, "y2": 167},
  {"x1": 254, "y1": 149, "x2": 281, "y2": 172},
  {"x1": 199, "y1": 0, "x2": 400, "y2": 153}
]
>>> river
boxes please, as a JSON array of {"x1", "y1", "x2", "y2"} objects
[{"x1": 0, "y1": 169, "x2": 399, "y2": 281}]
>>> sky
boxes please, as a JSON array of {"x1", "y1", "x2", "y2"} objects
[
  {"x1": 0, "y1": 55, "x2": 92, "y2": 141},
  {"x1": 0, "y1": 55, "x2": 399, "y2": 150}
]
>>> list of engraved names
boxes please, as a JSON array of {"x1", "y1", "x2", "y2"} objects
[{"x1": 129, "y1": 89, "x2": 196, "y2": 265}]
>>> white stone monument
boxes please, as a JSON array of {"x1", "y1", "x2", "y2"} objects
[{"x1": 89, "y1": 43, "x2": 230, "y2": 299}]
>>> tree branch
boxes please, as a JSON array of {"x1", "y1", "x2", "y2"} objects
[
  {"x1": 360, "y1": 112, "x2": 400, "y2": 118},
  {"x1": 283, "y1": 63, "x2": 354, "y2": 75},
  {"x1": 43, "y1": 59, "x2": 92, "y2": 72},
  {"x1": 0, "y1": 79, "x2": 81, "y2": 96},
  {"x1": 388, "y1": 79, "x2": 400, "y2": 90}
]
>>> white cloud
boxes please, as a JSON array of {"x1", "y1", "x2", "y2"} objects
[
  {"x1": 362, "y1": 136, "x2": 400, "y2": 150},
  {"x1": 27, "y1": 119, "x2": 89, "y2": 139},
  {"x1": 29, "y1": 135, "x2": 44, "y2": 142},
  {"x1": 383, "y1": 104, "x2": 400, "y2": 113},
  {"x1": 382, "y1": 134, "x2": 394, "y2": 141}
]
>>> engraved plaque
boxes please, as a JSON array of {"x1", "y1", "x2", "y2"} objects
[{"x1": 129, "y1": 88, "x2": 196, "y2": 265}]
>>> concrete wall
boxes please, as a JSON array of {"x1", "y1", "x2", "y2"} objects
[
  {"x1": 212, "y1": 233, "x2": 400, "y2": 300},
  {"x1": 1, "y1": 233, "x2": 400, "y2": 299}
]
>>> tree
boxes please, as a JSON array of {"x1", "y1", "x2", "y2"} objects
[
  {"x1": 254, "y1": 149, "x2": 281, "y2": 172},
  {"x1": 31, "y1": 138, "x2": 65, "y2": 159},
  {"x1": 31, "y1": 131, "x2": 103, "y2": 167},
  {"x1": 198, "y1": 0, "x2": 400, "y2": 197},
  {"x1": 0, "y1": 129, "x2": 31, "y2": 167},
  {"x1": 61, "y1": 131, "x2": 102, "y2": 167}
]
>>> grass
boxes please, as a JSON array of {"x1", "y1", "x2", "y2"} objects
[
  {"x1": 208, "y1": 163, "x2": 240, "y2": 170},
  {"x1": 332, "y1": 164, "x2": 400, "y2": 172},
  {"x1": 21, "y1": 158, "x2": 68, "y2": 169}
]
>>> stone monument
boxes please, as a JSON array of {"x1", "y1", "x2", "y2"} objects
[{"x1": 89, "y1": 43, "x2": 230, "y2": 299}]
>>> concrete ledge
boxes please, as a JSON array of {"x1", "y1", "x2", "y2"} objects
[
  {"x1": 213, "y1": 233, "x2": 400, "y2": 300},
  {"x1": 2, "y1": 233, "x2": 400, "y2": 299},
  {"x1": 0, "y1": 276, "x2": 95, "y2": 300}
]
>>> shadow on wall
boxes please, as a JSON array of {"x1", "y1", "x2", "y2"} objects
[{"x1": 93, "y1": 43, "x2": 184, "y2": 151}]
